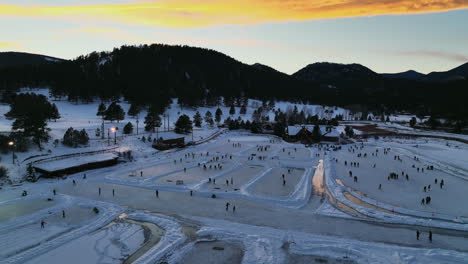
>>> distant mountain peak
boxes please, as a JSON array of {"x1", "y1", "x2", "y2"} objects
[
  {"x1": 381, "y1": 70, "x2": 426, "y2": 81},
  {"x1": 425, "y1": 62, "x2": 468, "y2": 82},
  {"x1": 292, "y1": 62, "x2": 380, "y2": 84}
]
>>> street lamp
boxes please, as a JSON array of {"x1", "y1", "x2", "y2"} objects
[
  {"x1": 8, "y1": 141, "x2": 14, "y2": 164},
  {"x1": 110, "y1": 127, "x2": 118, "y2": 145}
]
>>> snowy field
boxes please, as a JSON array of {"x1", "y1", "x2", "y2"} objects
[{"x1": 1, "y1": 88, "x2": 468, "y2": 263}]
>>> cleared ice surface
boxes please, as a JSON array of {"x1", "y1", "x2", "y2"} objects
[
  {"x1": 204, "y1": 165, "x2": 264, "y2": 192},
  {"x1": 175, "y1": 240, "x2": 244, "y2": 264},
  {"x1": 277, "y1": 147, "x2": 311, "y2": 159},
  {"x1": 0, "y1": 199, "x2": 55, "y2": 222},
  {"x1": 251, "y1": 167, "x2": 305, "y2": 198},
  {"x1": 331, "y1": 144, "x2": 468, "y2": 217},
  {"x1": 155, "y1": 161, "x2": 235, "y2": 185},
  {"x1": 0, "y1": 206, "x2": 98, "y2": 260},
  {"x1": 118, "y1": 159, "x2": 199, "y2": 180},
  {"x1": 25, "y1": 222, "x2": 145, "y2": 264}
]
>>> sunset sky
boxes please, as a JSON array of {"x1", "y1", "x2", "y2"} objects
[{"x1": 1, "y1": 0, "x2": 468, "y2": 74}]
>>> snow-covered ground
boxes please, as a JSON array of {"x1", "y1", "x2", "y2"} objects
[{"x1": 1, "y1": 88, "x2": 468, "y2": 263}]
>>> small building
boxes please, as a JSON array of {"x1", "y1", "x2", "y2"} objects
[
  {"x1": 287, "y1": 125, "x2": 340, "y2": 143},
  {"x1": 153, "y1": 137, "x2": 185, "y2": 150},
  {"x1": 33, "y1": 153, "x2": 119, "y2": 177}
]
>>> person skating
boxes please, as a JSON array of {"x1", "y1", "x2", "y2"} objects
[
  {"x1": 233, "y1": 206, "x2": 236, "y2": 212},
  {"x1": 429, "y1": 231, "x2": 433, "y2": 242},
  {"x1": 156, "y1": 190, "x2": 159, "y2": 198},
  {"x1": 53, "y1": 189, "x2": 56, "y2": 195},
  {"x1": 62, "y1": 210, "x2": 66, "y2": 218},
  {"x1": 112, "y1": 189, "x2": 115, "y2": 196},
  {"x1": 72, "y1": 180, "x2": 76, "y2": 186},
  {"x1": 40, "y1": 220, "x2": 46, "y2": 229},
  {"x1": 98, "y1": 187, "x2": 101, "y2": 196},
  {"x1": 416, "y1": 230, "x2": 420, "y2": 240},
  {"x1": 226, "y1": 202, "x2": 230, "y2": 211}
]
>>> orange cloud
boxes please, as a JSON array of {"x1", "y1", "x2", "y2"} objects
[{"x1": 0, "y1": 0, "x2": 467, "y2": 27}]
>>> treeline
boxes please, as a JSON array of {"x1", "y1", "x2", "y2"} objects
[{"x1": 0, "y1": 44, "x2": 467, "y2": 121}]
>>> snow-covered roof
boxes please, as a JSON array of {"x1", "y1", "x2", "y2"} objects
[
  {"x1": 34, "y1": 153, "x2": 118, "y2": 172},
  {"x1": 287, "y1": 125, "x2": 340, "y2": 137}
]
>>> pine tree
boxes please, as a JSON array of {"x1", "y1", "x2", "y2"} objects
[
  {"x1": 127, "y1": 103, "x2": 141, "y2": 117},
  {"x1": 104, "y1": 102, "x2": 125, "y2": 122},
  {"x1": 26, "y1": 163, "x2": 35, "y2": 179},
  {"x1": 204, "y1": 111, "x2": 214, "y2": 126},
  {"x1": 63, "y1": 127, "x2": 75, "y2": 147},
  {"x1": 123, "y1": 122, "x2": 134, "y2": 134},
  {"x1": 49, "y1": 103, "x2": 61, "y2": 121},
  {"x1": 193, "y1": 111, "x2": 202, "y2": 127},
  {"x1": 5, "y1": 93, "x2": 53, "y2": 150},
  {"x1": 273, "y1": 122, "x2": 286, "y2": 137},
  {"x1": 144, "y1": 106, "x2": 162, "y2": 132},
  {"x1": 97, "y1": 103, "x2": 106, "y2": 116},
  {"x1": 174, "y1": 114, "x2": 193, "y2": 134},
  {"x1": 409, "y1": 117, "x2": 417, "y2": 127},
  {"x1": 312, "y1": 124, "x2": 322, "y2": 142},
  {"x1": 229, "y1": 105, "x2": 235, "y2": 115},
  {"x1": 215, "y1": 108, "x2": 223, "y2": 123},
  {"x1": 78, "y1": 129, "x2": 89, "y2": 145},
  {"x1": 344, "y1": 126, "x2": 354, "y2": 137},
  {"x1": 240, "y1": 104, "x2": 247, "y2": 115},
  {"x1": 63, "y1": 127, "x2": 88, "y2": 147}
]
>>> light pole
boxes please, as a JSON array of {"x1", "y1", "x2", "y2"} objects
[
  {"x1": 110, "y1": 127, "x2": 118, "y2": 145},
  {"x1": 8, "y1": 141, "x2": 14, "y2": 164},
  {"x1": 136, "y1": 116, "x2": 139, "y2": 135}
]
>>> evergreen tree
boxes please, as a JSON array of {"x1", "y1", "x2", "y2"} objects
[
  {"x1": 127, "y1": 103, "x2": 141, "y2": 117},
  {"x1": 78, "y1": 129, "x2": 89, "y2": 145},
  {"x1": 409, "y1": 117, "x2": 417, "y2": 127},
  {"x1": 229, "y1": 105, "x2": 235, "y2": 115},
  {"x1": 250, "y1": 121, "x2": 262, "y2": 133},
  {"x1": 97, "y1": 103, "x2": 106, "y2": 116},
  {"x1": 5, "y1": 93, "x2": 53, "y2": 150},
  {"x1": 344, "y1": 126, "x2": 354, "y2": 137},
  {"x1": 240, "y1": 104, "x2": 247, "y2": 115},
  {"x1": 144, "y1": 107, "x2": 162, "y2": 132},
  {"x1": 273, "y1": 122, "x2": 286, "y2": 137},
  {"x1": 193, "y1": 111, "x2": 202, "y2": 127},
  {"x1": 62, "y1": 127, "x2": 75, "y2": 147},
  {"x1": 123, "y1": 122, "x2": 134, "y2": 134},
  {"x1": 26, "y1": 163, "x2": 35, "y2": 179},
  {"x1": 312, "y1": 124, "x2": 322, "y2": 142},
  {"x1": 104, "y1": 102, "x2": 125, "y2": 122},
  {"x1": 174, "y1": 114, "x2": 193, "y2": 134},
  {"x1": 0, "y1": 166, "x2": 8, "y2": 179},
  {"x1": 204, "y1": 111, "x2": 214, "y2": 126},
  {"x1": 49, "y1": 103, "x2": 61, "y2": 121},
  {"x1": 215, "y1": 108, "x2": 223, "y2": 123},
  {"x1": 62, "y1": 127, "x2": 89, "y2": 147}
]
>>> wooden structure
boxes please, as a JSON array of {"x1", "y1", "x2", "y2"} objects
[{"x1": 153, "y1": 137, "x2": 185, "y2": 150}]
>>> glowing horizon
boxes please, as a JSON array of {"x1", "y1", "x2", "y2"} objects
[
  {"x1": 1, "y1": 1, "x2": 467, "y2": 74},
  {"x1": 1, "y1": 0, "x2": 468, "y2": 27}
]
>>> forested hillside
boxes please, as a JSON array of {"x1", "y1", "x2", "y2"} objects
[{"x1": 0, "y1": 44, "x2": 467, "y2": 120}]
